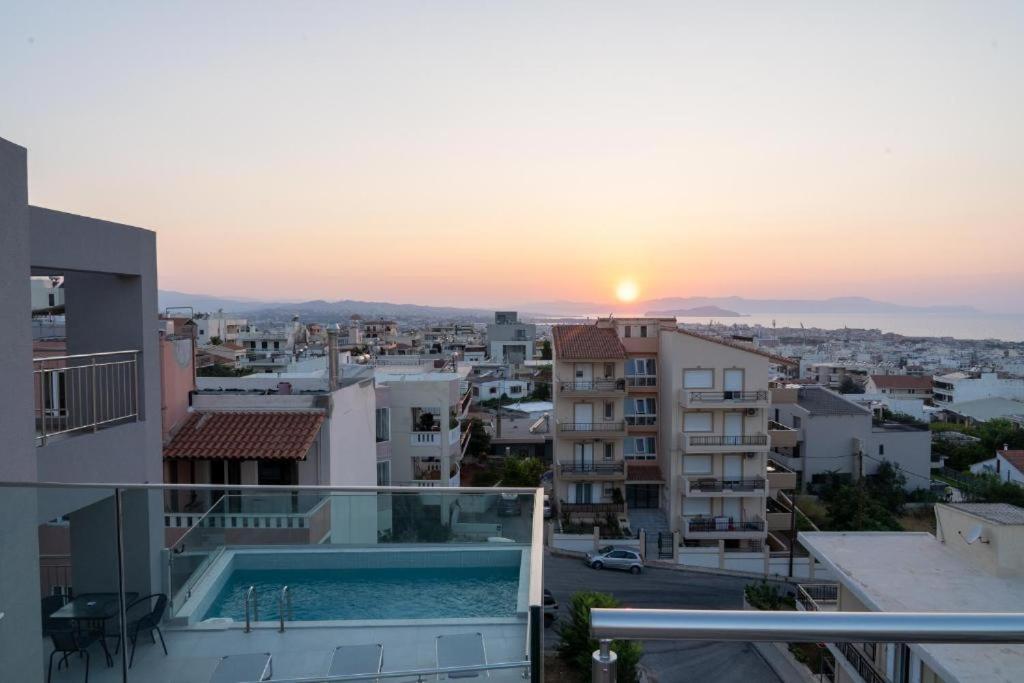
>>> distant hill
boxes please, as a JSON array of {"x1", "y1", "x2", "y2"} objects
[
  {"x1": 647, "y1": 305, "x2": 741, "y2": 317},
  {"x1": 523, "y1": 296, "x2": 981, "y2": 317}
]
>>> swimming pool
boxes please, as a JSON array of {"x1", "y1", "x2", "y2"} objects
[{"x1": 204, "y1": 565, "x2": 519, "y2": 621}]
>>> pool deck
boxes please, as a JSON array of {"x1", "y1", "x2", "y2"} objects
[{"x1": 43, "y1": 620, "x2": 530, "y2": 682}]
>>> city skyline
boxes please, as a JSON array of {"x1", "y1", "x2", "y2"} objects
[{"x1": 3, "y1": 2, "x2": 1023, "y2": 311}]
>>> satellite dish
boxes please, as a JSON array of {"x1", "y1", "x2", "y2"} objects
[{"x1": 963, "y1": 525, "x2": 985, "y2": 545}]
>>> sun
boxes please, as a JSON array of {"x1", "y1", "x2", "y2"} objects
[{"x1": 615, "y1": 280, "x2": 639, "y2": 303}]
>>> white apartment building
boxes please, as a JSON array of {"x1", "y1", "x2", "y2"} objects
[
  {"x1": 487, "y1": 311, "x2": 536, "y2": 365},
  {"x1": 193, "y1": 310, "x2": 248, "y2": 346},
  {"x1": 864, "y1": 374, "x2": 934, "y2": 401},
  {"x1": 933, "y1": 371, "x2": 1024, "y2": 404},
  {"x1": 798, "y1": 503, "x2": 1024, "y2": 683}
]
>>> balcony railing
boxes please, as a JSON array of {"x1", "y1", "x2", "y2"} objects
[
  {"x1": 558, "y1": 421, "x2": 625, "y2": 433},
  {"x1": 558, "y1": 379, "x2": 625, "y2": 392},
  {"x1": 687, "y1": 390, "x2": 768, "y2": 403},
  {"x1": 33, "y1": 350, "x2": 140, "y2": 445},
  {"x1": 625, "y1": 415, "x2": 657, "y2": 426},
  {"x1": 836, "y1": 641, "x2": 887, "y2": 683},
  {"x1": 687, "y1": 517, "x2": 764, "y2": 533},
  {"x1": 688, "y1": 434, "x2": 768, "y2": 447},
  {"x1": 796, "y1": 583, "x2": 839, "y2": 612},
  {"x1": 560, "y1": 502, "x2": 624, "y2": 515},
  {"x1": 687, "y1": 477, "x2": 766, "y2": 493},
  {"x1": 625, "y1": 376, "x2": 657, "y2": 388},
  {"x1": 559, "y1": 462, "x2": 625, "y2": 475}
]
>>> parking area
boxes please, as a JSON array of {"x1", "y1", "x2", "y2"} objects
[{"x1": 543, "y1": 553, "x2": 782, "y2": 682}]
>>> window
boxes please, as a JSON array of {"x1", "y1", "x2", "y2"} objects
[
  {"x1": 261, "y1": 341, "x2": 268, "y2": 349},
  {"x1": 604, "y1": 402, "x2": 614, "y2": 420},
  {"x1": 878, "y1": 444, "x2": 885, "y2": 456},
  {"x1": 489, "y1": 387, "x2": 497, "y2": 395},
  {"x1": 624, "y1": 326, "x2": 631, "y2": 338},
  {"x1": 683, "y1": 454, "x2": 712, "y2": 473},
  {"x1": 628, "y1": 358, "x2": 656, "y2": 375},
  {"x1": 573, "y1": 483, "x2": 593, "y2": 504},
  {"x1": 274, "y1": 341, "x2": 280, "y2": 349},
  {"x1": 375, "y1": 407, "x2": 390, "y2": 442},
  {"x1": 603, "y1": 363, "x2": 615, "y2": 378},
  {"x1": 625, "y1": 437, "x2": 656, "y2": 460},
  {"x1": 684, "y1": 369, "x2": 714, "y2": 388},
  {"x1": 604, "y1": 442, "x2": 614, "y2": 460},
  {"x1": 682, "y1": 497, "x2": 712, "y2": 515},
  {"x1": 683, "y1": 412, "x2": 712, "y2": 432},
  {"x1": 376, "y1": 460, "x2": 390, "y2": 486},
  {"x1": 792, "y1": 416, "x2": 802, "y2": 429},
  {"x1": 639, "y1": 325, "x2": 648, "y2": 338},
  {"x1": 510, "y1": 385, "x2": 522, "y2": 394},
  {"x1": 774, "y1": 408, "x2": 779, "y2": 422}
]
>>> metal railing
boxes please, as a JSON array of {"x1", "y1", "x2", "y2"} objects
[
  {"x1": 266, "y1": 660, "x2": 531, "y2": 682},
  {"x1": 688, "y1": 434, "x2": 768, "y2": 447},
  {"x1": 687, "y1": 477, "x2": 767, "y2": 493},
  {"x1": 559, "y1": 462, "x2": 625, "y2": 475},
  {"x1": 244, "y1": 585, "x2": 259, "y2": 633},
  {"x1": 625, "y1": 376, "x2": 657, "y2": 388},
  {"x1": 836, "y1": 641, "x2": 887, "y2": 683},
  {"x1": 796, "y1": 583, "x2": 839, "y2": 611},
  {"x1": 768, "y1": 420, "x2": 795, "y2": 432},
  {"x1": 558, "y1": 421, "x2": 625, "y2": 433},
  {"x1": 625, "y1": 415, "x2": 657, "y2": 426},
  {"x1": 278, "y1": 585, "x2": 293, "y2": 632},
  {"x1": 561, "y1": 502, "x2": 624, "y2": 515},
  {"x1": 558, "y1": 379, "x2": 625, "y2": 392},
  {"x1": 687, "y1": 390, "x2": 768, "y2": 403},
  {"x1": 34, "y1": 350, "x2": 140, "y2": 445},
  {"x1": 687, "y1": 517, "x2": 765, "y2": 533},
  {"x1": 588, "y1": 609, "x2": 1024, "y2": 682}
]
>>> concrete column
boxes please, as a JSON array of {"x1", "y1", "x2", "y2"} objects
[
  {"x1": 638, "y1": 529, "x2": 647, "y2": 561},
  {"x1": 592, "y1": 526, "x2": 600, "y2": 552},
  {"x1": 672, "y1": 531, "x2": 680, "y2": 562}
]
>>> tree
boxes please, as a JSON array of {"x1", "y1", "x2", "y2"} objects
[
  {"x1": 557, "y1": 592, "x2": 642, "y2": 682},
  {"x1": 838, "y1": 376, "x2": 864, "y2": 394},
  {"x1": 197, "y1": 364, "x2": 255, "y2": 377},
  {"x1": 541, "y1": 339, "x2": 552, "y2": 360},
  {"x1": 970, "y1": 473, "x2": 1024, "y2": 507},
  {"x1": 500, "y1": 456, "x2": 545, "y2": 487},
  {"x1": 826, "y1": 483, "x2": 902, "y2": 531},
  {"x1": 209, "y1": 335, "x2": 223, "y2": 346},
  {"x1": 464, "y1": 417, "x2": 491, "y2": 456},
  {"x1": 976, "y1": 418, "x2": 1024, "y2": 452},
  {"x1": 864, "y1": 461, "x2": 907, "y2": 516},
  {"x1": 531, "y1": 382, "x2": 551, "y2": 401}
]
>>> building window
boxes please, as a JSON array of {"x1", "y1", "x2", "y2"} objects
[
  {"x1": 510, "y1": 385, "x2": 522, "y2": 394},
  {"x1": 604, "y1": 402, "x2": 614, "y2": 420},
  {"x1": 683, "y1": 412, "x2": 712, "y2": 432},
  {"x1": 604, "y1": 442, "x2": 614, "y2": 460},
  {"x1": 376, "y1": 461, "x2": 390, "y2": 486},
  {"x1": 793, "y1": 416, "x2": 802, "y2": 429},
  {"x1": 878, "y1": 444, "x2": 885, "y2": 456},
  {"x1": 624, "y1": 326, "x2": 631, "y2": 338},
  {"x1": 375, "y1": 407, "x2": 390, "y2": 442},
  {"x1": 639, "y1": 325, "x2": 648, "y2": 338},
  {"x1": 683, "y1": 369, "x2": 714, "y2": 389}
]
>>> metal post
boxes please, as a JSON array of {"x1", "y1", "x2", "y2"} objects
[
  {"x1": 91, "y1": 356, "x2": 98, "y2": 431},
  {"x1": 279, "y1": 585, "x2": 290, "y2": 632},
  {"x1": 38, "y1": 361, "x2": 47, "y2": 445},
  {"x1": 113, "y1": 488, "x2": 129, "y2": 681},
  {"x1": 591, "y1": 638, "x2": 617, "y2": 683}
]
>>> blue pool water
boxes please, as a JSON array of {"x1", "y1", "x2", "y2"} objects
[{"x1": 204, "y1": 566, "x2": 520, "y2": 621}]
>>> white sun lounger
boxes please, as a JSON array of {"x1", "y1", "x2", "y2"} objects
[
  {"x1": 209, "y1": 653, "x2": 273, "y2": 682},
  {"x1": 435, "y1": 632, "x2": 487, "y2": 679},
  {"x1": 328, "y1": 643, "x2": 383, "y2": 680}
]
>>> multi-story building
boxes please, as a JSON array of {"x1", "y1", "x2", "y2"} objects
[
  {"x1": 932, "y1": 371, "x2": 1024, "y2": 404},
  {"x1": 798, "y1": 503, "x2": 1024, "y2": 683},
  {"x1": 1, "y1": 136, "x2": 164, "y2": 679},
  {"x1": 771, "y1": 385, "x2": 932, "y2": 493},
  {"x1": 807, "y1": 362, "x2": 870, "y2": 390},
  {"x1": 193, "y1": 310, "x2": 248, "y2": 346},
  {"x1": 864, "y1": 374, "x2": 934, "y2": 401},
  {"x1": 487, "y1": 311, "x2": 536, "y2": 365}
]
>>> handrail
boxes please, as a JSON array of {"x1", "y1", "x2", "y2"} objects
[
  {"x1": 244, "y1": 585, "x2": 258, "y2": 633},
  {"x1": 0, "y1": 481, "x2": 543, "y2": 494},
  {"x1": 170, "y1": 494, "x2": 227, "y2": 553},
  {"x1": 278, "y1": 585, "x2": 292, "y2": 632},
  {"x1": 263, "y1": 660, "x2": 531, "y2": 682},
  {"x1": 590, "y1": 609, "x2": 1024, "y2": 643},
  {"x1": 32, "y1": 349, "x2": 140, "y2": 363}
]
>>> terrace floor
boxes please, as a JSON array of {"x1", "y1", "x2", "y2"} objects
[{"x1": 43, "y1": 620, "x2": 529, "y2": 682}]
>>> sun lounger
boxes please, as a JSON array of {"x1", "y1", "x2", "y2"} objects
[
  {"x1": 209, "y1": 653, "x2": 273, "y2": 682},
  {"x1": 435, "y1": 632, "x2": 487, "y2": 679},
  {"x1": 328, "y1": 643, "x2": 383, "y2": 680}
]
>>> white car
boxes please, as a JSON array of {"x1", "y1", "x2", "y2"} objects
[{"x1": 585, "y1": 546, "x2": 643, "y2": 574}]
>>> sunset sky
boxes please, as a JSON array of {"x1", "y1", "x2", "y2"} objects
[{"x1": 2, "y1": 2, "x2": 1022, "y2": 311}]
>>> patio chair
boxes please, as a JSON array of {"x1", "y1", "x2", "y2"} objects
[
  {"x1": 118, "y1": 593, "x2": 168, "y2": 667},
  {"x1": 48, "y1": 625, "x2": 99, "y2": 683},
  {"x1": 209, "y1": 653, "x2": 273, "y2": 683},
  {"x1": 41, "y1": 595, "x2": 67, "y2": 638},
  {"x1": 436, "y1": 632, "x2": 487, "y2": 679},
  {"x1": 328, "y1": 643, "x2": 383, "y2": 681}
]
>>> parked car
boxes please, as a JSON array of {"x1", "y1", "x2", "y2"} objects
[
  {"x1": 543, "y1": 588, "x2": 558, "y2": 627},
  {"x1": 585, "y1": 546, "x2": 643, "y2": 574},
  {"x1": 542, "y1": 495, "x2": 552, "y2": 519}
]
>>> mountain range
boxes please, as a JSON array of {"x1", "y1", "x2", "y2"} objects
[{"x1": 158, "y1": 290, "x2": 982, "y2": 321}]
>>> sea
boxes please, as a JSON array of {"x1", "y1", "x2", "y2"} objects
[{"x1": 574, "y1": 312, "x2": 1024, "y2": 342}]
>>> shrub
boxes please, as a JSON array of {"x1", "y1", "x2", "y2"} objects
[
  {"x1": 744, "y1": 581, "x2": 795, "y2": 610},
  {"x1": 556, "y1": 592, "x2": 642, "y2": 681}
]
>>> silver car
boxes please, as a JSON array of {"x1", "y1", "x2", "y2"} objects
[{"x1": 585, "y1": 546, "x2": 643, "y2": 574}]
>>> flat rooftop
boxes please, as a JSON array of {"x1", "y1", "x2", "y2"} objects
[{"x1": 800, "y1": 531, "x2": 1024, "y2": 683}]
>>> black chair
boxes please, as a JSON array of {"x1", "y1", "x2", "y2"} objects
[
  {"x1": 41, "y1": 595, "x2": 67, "y2": 638},
  {"x1": 48, "y1": 626, "x2": 98, "y2": 683},
  {"x1": 123, "y1": 594, "x2": 169, "y2": 668}
]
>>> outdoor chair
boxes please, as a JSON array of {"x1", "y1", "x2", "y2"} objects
[
  {"x1": 208, "y1": 653, "x2": 273, "y2": 683},
  {"x1": 327, "y1": 643, "x2": 383, "y2": 681},
  {"x1": 41, "y1": 595, "x2": 67, "y2": 638},
  {"x1": 48, "y1": 626, "x2": 99, "y2": 683},
  {"x1": 436, "y1": 632, "x2": 487, "y2": 679}
]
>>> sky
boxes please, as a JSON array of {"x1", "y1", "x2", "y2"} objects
[{"x1": 2, "y1": 2, "x2": 1023, "y2": 311}]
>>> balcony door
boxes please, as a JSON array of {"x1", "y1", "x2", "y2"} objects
[
  {"x1": 574, "y1": 402, "x2": 593, "y2": 429},
  {"x1": 722, "y1": 496, "x2": 741, "y2": 522},
  {"x1": 570, "y1": 483, "x2": 594, "y2": 504},
  {"x1": 723, "y1": 454, "x2": 743, "y2": 483},
  {"x1": 724, "y1": 412, "x2": 743, "y2": 443},
  {"x1": 573, "y1": 442, "x2": 594, "y2": 470},
  {"x1": 724, "y1": 369, "x2": 744, "y2": 398},
  {"x1": 574, "y1": 363, "x2": 593, "y2": 387}
]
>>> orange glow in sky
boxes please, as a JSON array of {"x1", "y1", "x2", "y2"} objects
[{"x1": 616, "y1": 281, "x2": 639, "y2": 303}]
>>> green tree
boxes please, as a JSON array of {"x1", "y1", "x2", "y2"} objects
[
  {"x1": 208, "y1": 335, "x2": 223, "y2": 346},
  {"x1": 976, "y1": 419, "x2": 1024, "y2": 452},
  {"x1": 838, "y1": 376, "x2": 864, "y2": 394},
  {"x1": 531, "y1": 382, "x2": 551, "y2": 401},
  {"x1": 864, "y1": 461, "x2": 907, "y2": 515},
  {"x1": 541, "y1": 339, "x2": 552, "y2": 360},
  {"x1": 464, "y1": 417, "x2": 491, "y2": 456},
  {"x1": 970, "y1": 473, "x2": 1024, "y2": 506},
  {"x1": 557, "y1": 592, "x2": 642, "y2": 682},
  {"x1": 826, "y1": 483, "x2": 902, "y2": 531},
  {"x1": 197, "y1": 364, "x2": 255, "y2": 377},
  {"x1": 500, "y1": 456, "x2": 545, "y2": 487}
]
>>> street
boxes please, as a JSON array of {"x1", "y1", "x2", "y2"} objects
[{"x1": 544, "y1": 554, "x2": 783, "y2": 683}]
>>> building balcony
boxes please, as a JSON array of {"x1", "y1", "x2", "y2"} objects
[
  {"x1": 682, "y1": 433, "x2": 769, "y2": 453},
  {"x1": 681, "y1": 515, "x2": 766, "y2": 539},
  {"x1": 681, "y1": 476, "x2": 768, "y2": 497},
  {"x1": 34, "y1": 349, "x2": 140, "y2": 446},
  {"x1": 558, "y1": 461, "x2": 625, "y2": 479},
  {"x1": 768, "y1": 420, "x2": 799, "y2": 449},
  {"x1": 624, "y1": 415, "x2": 657, "y2": 431},
  {"x1": 679, "y1": 389, "x2": 769, "y2": 409},
  {"x1": 557, "y1": 378, "x2": 626, "y2": 396},
  {"x1": 625, "y1": 375, "x2": 657, "y2": 392},
  {"x1": 557, "y1": 421, "x2": 626, "y2": 438},
  {"x1": 766, "y1": 459, "x2": 797, "y2": 490},
  {"x1": 560, "y1": 502, "x2": 625, "y2": 517},
  {"x1": 795, "y1": 583, "x2": 839, "y2": 612}
]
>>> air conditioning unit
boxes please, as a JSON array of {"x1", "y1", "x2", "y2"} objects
[
  {"x1": 744, "y1": 452, "x2": 758, "y2": 459},
  {"x1": 746, "y1": 408, "x2": 758, "y2": 416}
]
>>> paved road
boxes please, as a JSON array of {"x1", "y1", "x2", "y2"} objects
[{"x1": 544, "y1": 554, "x2": 782, "y2": 683}]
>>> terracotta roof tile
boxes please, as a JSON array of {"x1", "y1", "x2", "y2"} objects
[
  {"x1": 1001, "y1": 451, "x2": 1024, "y2": 475},
  {"x1": 163, "y1": 411, "x2": 324, "y2": 460},
  {"x1": 869, "y1": 375, "x2": 933, "y2": 390},
  {"x1": 675, "y1": 328, "x2": 798, "y2": 367},
  {"x1": 553, "y1": 325, "x2": 626, "y2": 360}
]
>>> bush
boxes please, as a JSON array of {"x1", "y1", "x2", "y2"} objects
[
  {"x1": 556, "y1": 592, "x2": 642, "y2": 682},
  {"x1": 744, "y1": 581, "x2": 795, "y2": 610}
]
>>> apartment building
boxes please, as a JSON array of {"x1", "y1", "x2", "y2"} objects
[
  {"x1": 771, "y1": 386, "x2": 932, "y2": 493},
  {"x1": 933, "y1": 371, "x2": 1024, "y2": 404},
  {"x1": 807, "y1": 362, "x2": 870, "y2": 390},
  {"x1": 193, "y1": 310, "x2": 248, "y2": 346},
  {"x1": 487, "y1": 311, "x2": 536, "y2": 365},
  {"x1": 1, "y1": 136, "x2": 164, "y2": 679},
  {"x1": 798, "y1": 503, "x2": 1024, "y2": 683},
  {"x1": 864, "y1": 374, "x2": 934, "y2": 401}
]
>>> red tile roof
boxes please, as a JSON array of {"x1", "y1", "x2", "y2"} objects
[
  {"x1": 626, "y1": 462, "x2": 664, "y2": 482},
  {"x1": 869, "y1": 375, "x2": 933, "y2": 390},
  {"x1": 553, "y1": 324, "x2": 626, "y2": 360},
  {"x1": 164, "y1": 411, "x2": 324, "y2": 460},
  {"x1": 1000, "y1": 451, "x2": 1024, "y2": 475},
  {"x1": 675, "y1": 328, "x2": 798, "y2": 367}
]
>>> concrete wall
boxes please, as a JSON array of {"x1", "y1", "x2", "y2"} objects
[
  {"x1": 326, "y1": 380, "x2": 378, "y2": 486},
  {"x1": 161, "y1": 335, "x2": 195, "y2": 441},
  {"x1": 865, "y1": 428, "x2": 931, "y2": 491},
  {"x1": 934, "y1": 504, "x2": 1024, "y2": 578}
]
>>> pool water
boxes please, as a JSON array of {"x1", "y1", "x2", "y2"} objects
[{"x1": 204, "y1": 566, "x2": 520, "y2": 621}]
